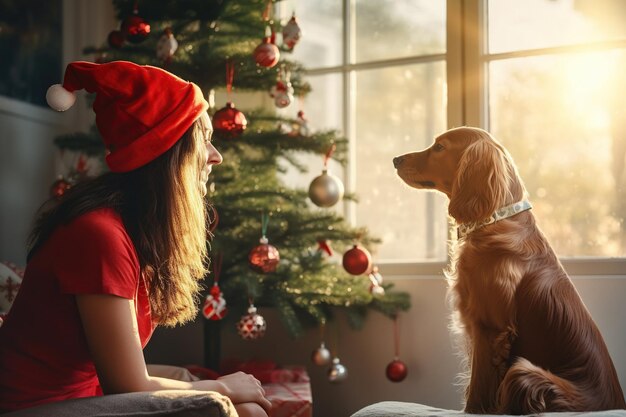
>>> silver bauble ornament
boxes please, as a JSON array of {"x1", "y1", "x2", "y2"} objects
[
  {"x1": 311, "y1": 342, "x2": 332, "y2": 366},
  {"x1": 308, "y1": 169, "x2": 344, "y2": 207},
  {"x1": 327, "y1": 357, "x2": 348, "y2": 382}
]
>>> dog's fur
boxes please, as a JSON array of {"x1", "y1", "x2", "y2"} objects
[{"x1": 393, "y1": 127, "x2": 625, "y2": 414}]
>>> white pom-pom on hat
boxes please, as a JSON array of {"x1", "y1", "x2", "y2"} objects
[{"x1": 46, "y1": 84, "x2": 77, "y2": 111}]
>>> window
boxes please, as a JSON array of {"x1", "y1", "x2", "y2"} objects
[
  {"x1": 0, "y1": 0, "x2": 63, "y2": 108},
  {"x1": 283, "y1": 0, "x2": 626, "y2": 267},
  {"x1": 484, "y1": 0, "x2": 626, "y2": 257}
]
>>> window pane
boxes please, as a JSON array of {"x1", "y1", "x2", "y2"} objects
[
  {"x1": 355, "y1": 63, "x2": 448, "y2": 261},
  {"x1": 489, "y1": 51, "x2": 626, "y2": 256},
  {"x1": 488, "y1": 0, "x2": 626, "y2": 54},
  {"x1": 280, "y1": 74, "x2": 346, "y2": 217},
  {"x1": 280, "y1": 0, "x2": 342, "y2": 68},
  {"x1": 0, "y1": 0, "x2": 62, "y2": 107},
  {"x1": 355, "y1": 0, "x2": 446, "y2": 63}
]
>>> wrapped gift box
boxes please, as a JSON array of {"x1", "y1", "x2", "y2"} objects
[
  {"x1": 185, "y1": 360, "x2": 313, "y2": 417},
  {"x1": 264, "y1": 380, "x2": 312, "y2": 417}
]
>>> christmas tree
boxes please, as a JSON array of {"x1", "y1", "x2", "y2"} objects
[{"x1": 53, "y1": 0, "x2": 410, "y2": 368}]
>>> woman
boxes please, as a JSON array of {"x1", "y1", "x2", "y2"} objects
[{"x1": 0, "y1": 61, "x2": 270, "y2": 417}]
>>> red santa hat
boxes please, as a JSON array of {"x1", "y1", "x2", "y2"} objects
[{"x1": 46, "y1": 61, "x2": 208, "y2": 172}]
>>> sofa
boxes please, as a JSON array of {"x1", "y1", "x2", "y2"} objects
[
  {"x1": 351, "y1": 402, "x2": 626, "y2": 417},
  {"x1": 1, "y1": 365, "x2": 237, "y2": 417}
]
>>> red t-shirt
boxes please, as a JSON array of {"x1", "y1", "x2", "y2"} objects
[{"x1": 0, "y1": 208, "x2": 154, "y2": 412}]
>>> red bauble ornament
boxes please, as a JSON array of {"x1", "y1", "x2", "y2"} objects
[
  {"x1": 249, "y1": 237, "x2": 280, "y2": 273},
  {"x1": 253, "y1": 37, "x2": 280, "y2": 68},
  {"x1": 51, "y1": 176, "x2": 72, "y2": 198},
  {"x1": 237, "y1": 305, "x2": 267, "y2": 340},
  {"x1": 202, "y1": 283, "x2": 227, "y2": 320},
  {"x1": 121, "y1": 14, "x2": 151, "y2": 44},
  {"x1": 342, "y1": 244, "x2": 372, "y2": 275},
  {"x1": 212, "y1": 102, "x2": 247, "y2": 140},
  {"x1": 107, "y1": 30, "x2": 125, "y2": 48},
  {"x1": 386, "y1": 359, "x2": 408, "y2": 382}
]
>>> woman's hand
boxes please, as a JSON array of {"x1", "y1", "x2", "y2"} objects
[{"x1": 217, "y1": 372, "x2": 272, "y2": 412}]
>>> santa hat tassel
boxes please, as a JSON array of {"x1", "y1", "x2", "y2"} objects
[{"x1": 46, "y1": 84, "x2": 77, "y2": 112}]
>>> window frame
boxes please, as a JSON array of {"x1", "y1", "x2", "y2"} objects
[{"x1": 305, "y1": 0, "x2": 626, "y2": 276}]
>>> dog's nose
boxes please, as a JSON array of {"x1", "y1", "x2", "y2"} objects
[{"x1": 393, "y1": 156, "x2": 405, "y2": 168}]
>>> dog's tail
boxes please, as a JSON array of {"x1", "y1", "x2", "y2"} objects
[{"x1": 497, "y1": 358, "x2": 587, "y2": 414}]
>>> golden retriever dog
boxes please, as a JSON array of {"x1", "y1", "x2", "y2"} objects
[{"x1": 393, "y1": 126, "x2": 625, "y2": 414}]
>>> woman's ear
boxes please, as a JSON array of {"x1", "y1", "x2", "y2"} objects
[{"x1": 448, "y1": 141, "x2": 511, "y2": 223}]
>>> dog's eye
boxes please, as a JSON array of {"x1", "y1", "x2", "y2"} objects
[{"x1": 433, "y1": 143, "x2": 444, "y2": 152}]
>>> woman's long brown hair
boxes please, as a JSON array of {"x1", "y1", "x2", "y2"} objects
[{"x1": 28, "y1": 115, "x2": 211, "y2": 326}]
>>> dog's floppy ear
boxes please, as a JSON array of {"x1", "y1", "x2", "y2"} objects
[{"x1": 448, "y1": 140, "x2": 512, "y2": 223}]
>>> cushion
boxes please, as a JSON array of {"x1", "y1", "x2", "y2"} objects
[
  {"x1": 1, "y1": 390, "x2": 236, "y2": 417},
  {"x1": 350, "y1": 401, "x2": 626, "y2": 417},
  {"x1": 147, "y1": 364, "x2": 200, "y2": 382}
]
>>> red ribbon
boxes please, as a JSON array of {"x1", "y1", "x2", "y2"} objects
[{"x1": 323, "y1": 144, "x2": 336, "y2": 168}]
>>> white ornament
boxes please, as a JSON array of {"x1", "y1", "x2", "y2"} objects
[
  {"x1": 0, "y1": 262, "x2": 23, "y2": 314},
  {"x1": 282, "y1": 14, "x2": 302, "y2": 50},
  {"x1": 156, "y1": 29, "x2": 178, "y2": 62},
  {"x1": 46, "y1": 84, "x2": 76, "y2": 111},
  {"x1": 270, "y1": 81, "x2": 294, "y2": 108}
]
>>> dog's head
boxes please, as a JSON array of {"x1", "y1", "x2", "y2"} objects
[{"x1": 393, "y1": 127, "x2": 526, "y2": 223}]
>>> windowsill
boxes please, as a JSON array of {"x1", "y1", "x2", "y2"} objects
[
  {"x1": 0, "y1": 95, "x2": 69, "y2": 127},
  {"x1": 378, "y1": 257, "x2": 626, "y2": 278}
]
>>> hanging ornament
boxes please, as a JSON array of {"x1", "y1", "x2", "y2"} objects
[
  {"x1": 311, "y1": 323, "x2": 332, "y2": 366},
  {"x1": 368, "y1": 265, "x2": 385, "y2": 296},
  {"x1": 156, "y1": 27, "x2": 178, "y2": 63},
  {"x1": 212, "y1": 102, "x2": 247, "y2": 140},
  {"x1": 107, "y1": 30, "x2": 125, "y2": 48},
  {"x1": 317, "y1": 239, "x2": 333, "y2": 257},
  {"x1": 269, "y1": 66, "x2": 294, "y2": 108},
  {"x1": 213, "y1": 61, "x2": 247, "y2": 140},
  {"x1": 386, "y1": 316, "x2": 408, "y2": 382},
  {"x1": 121, "y1": 3, "x2": 151, "y2": 44},
  {"x1": 0, "y1": 261, "x2": 24, "y2": 314},
  {"x1": 248, "y1": 213, "x2": 280, "y2": 273},
  {"x1": 327, "y1": 357, "x2": 348, "y2": 383},
  {"x1": 50, "y1": 175, "x2": 72, "y2": 198},
  {"x1": 253, "y1": 26, "x2": 280, "y2": 68},
  {"x1": 203, "y1": 283, "x2": 227, "y2": 320},
  {"x1": 202, "y1": 254, "x2": 227, "y2": 320},
  {"x1": 282, "y1": 13, "x2": 302, "y2": 50},
  {"x1": 311, "y1": 343, "x2": 332, "y2": 366},
  {"x1": 308, "y1": 144, "x2": 344, "y2": 208},
  {"x1": 386, "y1": 359, "x2": 408, "y2": 382},
  {"x1": 237, "y1": 303, "x2": 267, "y2": 340},
  {"x1": 290, "y1": 110, "x2": 310, "y2": 137},
  {"x1": 342, "y1": 244, "x2": 372, "y2": 275}
]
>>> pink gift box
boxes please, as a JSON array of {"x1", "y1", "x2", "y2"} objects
[{"x1": 264, "y1": 381, "x2": 312, "y2": 417}]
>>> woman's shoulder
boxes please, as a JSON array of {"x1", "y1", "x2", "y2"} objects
[
  {"x1": 59, "y1": 208, "x2": 132, "y2": 249},
  {"x1": 66, "y1": 208, "x2": 125, "y2": 232}
]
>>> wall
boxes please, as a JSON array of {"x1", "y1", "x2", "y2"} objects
[
  {"x1": 145, "y1": 274, "x2": 626, "y2": 417},
  {"x1": 0, "y1": 0, "x2": 115, "y2": 265}
]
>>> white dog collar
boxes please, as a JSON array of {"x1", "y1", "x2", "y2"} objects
[{"x1": 457, "y1": 199, "x2": 532, "y2": 239}]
